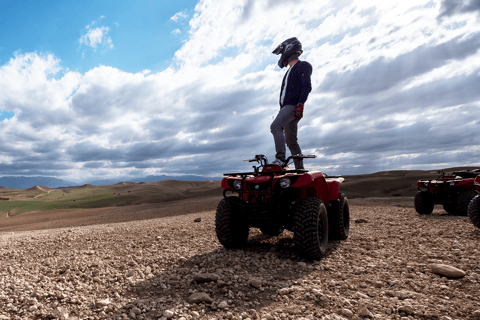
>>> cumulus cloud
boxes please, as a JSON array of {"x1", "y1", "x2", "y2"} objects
[
  {"x1": 79, "y1": 26, "x2": 114, "y2": 50},
  {"x1": 1, "y1": 0, "x2": 480, "y2": 182}
]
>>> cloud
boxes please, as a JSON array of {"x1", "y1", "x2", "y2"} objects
[
  {"x1": 437, "y1": 0, "x2": 480, "y2": 21},
  {"x1": 79, "y1": 26, "x2": 113, "y2": 50},
  {"x1": 172, "y1": 29, "x2": 182, "y2": 35},
  {"x1": 2, "y1": 0, "x2": 480, "y2": 182},
  {"x1": 171, "y1": 11, "x2": 189, "y2": 22},
  {"x1": 319, "y1": 33, "x2": 480, "y2": 97}
]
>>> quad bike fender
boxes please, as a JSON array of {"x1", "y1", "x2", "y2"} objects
[
  {"x1": 326, "y1": 177, "x2": 345, "y2": 201},
  {"x1": 290, "y1": 171, "x2": 321, "y2": 188},
  {"x1": 455, "y1": 178, "x2": 475, "y2": 187},
  {"x1": 475, "y1": 176, "x2": 480, "y2": 192},
  {"x1": 221, "y1": 177, "x2": 236, "y2": 189}
]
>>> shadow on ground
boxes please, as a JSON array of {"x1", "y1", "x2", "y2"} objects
[{"x1": 123, "y1": 233, "x2": 342, "y2": 319}]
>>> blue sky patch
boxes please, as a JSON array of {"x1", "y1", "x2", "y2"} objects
[{"x1": 0, "y1": 111, "x2": 14, "y2": 121}]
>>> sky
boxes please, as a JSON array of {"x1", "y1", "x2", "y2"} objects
[{"x1": 0, "y1": 0, "x2": 480, "y2": 183}]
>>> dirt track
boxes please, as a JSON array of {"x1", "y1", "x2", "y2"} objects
[{"x1": 1, "y1": 197, "x2": 480, "y2": 320}]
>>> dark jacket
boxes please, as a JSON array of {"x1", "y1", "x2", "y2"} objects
[{"x1": 279, "y1": 60, "x2": 313, "y2": 108}]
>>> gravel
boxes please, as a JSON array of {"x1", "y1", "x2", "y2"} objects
[{"x1": 1, "y1": 205, "x2": 480, "y2": 319}]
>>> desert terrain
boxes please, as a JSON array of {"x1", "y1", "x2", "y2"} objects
[{"x1": 0, "y1": 169, "x2": 480, "y2": 320}]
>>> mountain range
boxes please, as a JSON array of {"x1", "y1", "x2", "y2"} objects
[{"x1": 0, "y1": 175, "x2": 220, "y2": 189}]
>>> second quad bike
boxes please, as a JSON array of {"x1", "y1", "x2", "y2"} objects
[
  {"x1": 467, "y1": 175, "x2": 480, "y2": 229},
  {"x1": 415, "y1": 169, "x2": 480, "y2": 215},
  {"x1": 215, "y1": 154, "x2": 350, "y2": 260}
]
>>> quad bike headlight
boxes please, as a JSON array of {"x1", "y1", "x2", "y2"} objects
[
  {"x1": 233, "y1": 180, "x2": 242, "y2": 190},
  {"x1": 423, "y1": 182, "x2": 429, "y2": 187},
  {"x1": 449, "y1": 181, "x2": 456, "y2": 186},
  {"x1": 279, "y1": 177, "x2": 291, "y2": 188}
]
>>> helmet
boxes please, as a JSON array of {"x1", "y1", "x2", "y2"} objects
[{"x1": 272, "y1": 37, "x2": 303, "y2": 69}]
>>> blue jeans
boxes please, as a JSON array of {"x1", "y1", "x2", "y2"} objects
[{"x1": 270, "y1": 105, "x2": 304, "y2": 169}]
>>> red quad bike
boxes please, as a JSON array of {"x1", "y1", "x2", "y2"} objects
[
  {"x1": 215, "y1": 154, "x2": 350, "y2": 260},
  {"x1": 467, "y1": 176, "x2": 480, "y2": 229},
  {"x1": 415, "y1": 169, "x2": 480, "y2": 216}
]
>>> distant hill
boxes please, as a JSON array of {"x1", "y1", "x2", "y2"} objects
[
  {"x1": 0, "y1": 175, "x2": 221, "y2": 189},
  {"x1": 87, "y1": 175, "x2": 220, "y2": 186},
  {"x1": 0, "y1": 176, "x2": 78, "y2": 189}
]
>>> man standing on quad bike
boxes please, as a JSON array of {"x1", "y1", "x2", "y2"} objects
[{"x1": 271, "y1": 37, "x2": 312, "y2": 170}]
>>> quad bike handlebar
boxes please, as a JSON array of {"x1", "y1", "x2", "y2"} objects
[{"x1": 244, "y1": 154, "x2": 316, "y2": 169}]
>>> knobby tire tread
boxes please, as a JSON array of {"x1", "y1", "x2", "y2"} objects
[
  {"x1": 456, "y1": 190, "x2": 476, "y2": 216},
  {"x1": 414, "y1": 191, "x2": 434, "y2": 215},
  {"x1": 215, "y1": 198, "x2": 249, "y2": 249},
  {"x1": 468, "y1": 195, "x2": 480, "y2": 229},
  {"x1": 293, "y1": 198, "x2": 328, "y2": 260}
]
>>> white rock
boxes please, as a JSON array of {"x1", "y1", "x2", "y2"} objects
[
  {"x1": 163, "y1": 309, "x2": 174, "y2": 319},
  {"x1": 431, "y1": 264, "x2": 466, "y2": 278},
  {"x1": 218, "y1": 300, "x2": 228, "y2": 309},
  {"x1": 95, "y1": 299, "x2": 111, "y2": 308}
]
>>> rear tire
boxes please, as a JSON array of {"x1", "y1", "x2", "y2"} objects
[
  {"x1": 414, "y1": 191, "x2": 434, "y2": 215},
  {"x1": 328, "y1": 193, "x2": 350, "y2": 240},
  {"x1": 456, "y1": 190, "x2": 476, "y2": 216},
  {"x1": 467, "y1": 194, "x2": 480, "y2": 229},
  {"x1": 442, "y1": 202, "x2": 456, "y2": 214},
  {"x1": 215, "y1": 197, "x2": 249, "y2": 249},
  {"x1": 260, "y1": 227, "x2": 284, "y2": 237},
  {"x1": 293, "y1": 198, "x2": 328, "y2": 260}
]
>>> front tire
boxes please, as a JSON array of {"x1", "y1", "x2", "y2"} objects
[
  {"x1": 328, "y1": 193, "x2": 350, "y2": 240},
  {"x1": 215, "y1": 197, "x2": 249, "y2": 249},
  {"x1": 467, "y1": 194, "x2": 480, "y2": 229},
  {"x1": 456, "y1": 190, "x2": 476, "y2": 216},
  {"x1": 293, "y1": 198, "x2": 328, "y2": 260},
  {"x1": 414, "y1": 191, "x2": 434, "y2": 215}
]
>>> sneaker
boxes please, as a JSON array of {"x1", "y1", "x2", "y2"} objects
[{"x1": 272, "y1": 158, "x2": 284, "y2": 166}]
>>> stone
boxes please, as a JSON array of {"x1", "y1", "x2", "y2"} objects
[
  {"x1": 355, "y1": 219, "x2": 368, "y2": 223},
  {"x1": 194, "y1": 217, "x2": 202, "y2": 222},
  {"x1": 0, "y1": 316, "x2": 10, "y2": 320},
  {"x1": 53, "y1": 307, "x2": 69, "y2": 319},
  {"x1": 248, "y1": 277, "x2": 262, "y2": 288},
  {"x1": 473, "y1": 310, "x2": 480, "y2": 317},
  {"x1": 394, "y1": 291, "x2": 409, "y2": 300},
  {"x1": 163, "y1": 310, "x2": 174, "y2": 319},
  {"x1": 279, "y1": 288, "x2": 291, "y2": 295},
  {"x1": 341, "y1": 308, "x2": 353, "y2": 317},
  {"x1": 132, "y1": 307, "x2": 141, "y2": 315},
  {"x1": 193, "y1": 273, "x2": 219, "y2": 282},
  {"x1": 218, "y1": 300, "x2": 228, "y2": 309},
  {"x1": 358, "y1": 304, "x2": 373, "y2": 318},
  {"x1": 261, "y1": 313, "x2": 274, "y2": 320},
  {"x1": 187, "y1": 292, "x2": 213, "y2": 304},
  {"x1": 431, "y1": 264, "x2": 466, "y2": 278},
  {"x1": 398, "y1": 305, "x2": 414, "y2": 315},
  {"x1": 95, "y1": 299, "x2": 111, "y2": 308}
]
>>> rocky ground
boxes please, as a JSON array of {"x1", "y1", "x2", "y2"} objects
[{"x1": 1, "y1": 203, "x2": 480, "y2": 320}]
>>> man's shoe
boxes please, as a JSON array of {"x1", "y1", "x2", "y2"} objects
[{"x1": 272, "y1": 158, "x2": 284, "y2": 166}]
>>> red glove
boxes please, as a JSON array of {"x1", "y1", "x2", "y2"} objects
[{"x1": 294, "y1": 104, "x2": 304, "y2": 120}]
